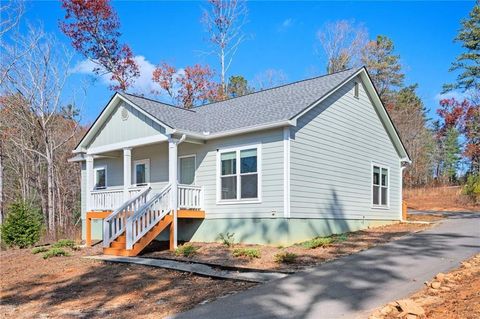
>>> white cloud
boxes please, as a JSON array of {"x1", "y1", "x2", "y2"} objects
[
  {"x1": 278, "y1": 18, "x2": 294, "y2": 31},
  {"x1": 70, "y1": 55, "x2": 166, "y2": 96}
]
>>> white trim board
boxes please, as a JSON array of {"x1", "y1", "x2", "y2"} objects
[{"x1": 283, "y1": 127, "x2": 291, "y2": 218}]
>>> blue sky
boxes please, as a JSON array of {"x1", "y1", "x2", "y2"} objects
[{"x1": 19, "y1": 0, "x2": 474, "y2": 124}]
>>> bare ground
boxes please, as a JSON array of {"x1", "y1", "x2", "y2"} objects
[
  {"x1": 369, "y1": 253, "x2": 480, "y2": 319},
  {"x1": 404, "y1": 186, "x2": 479, "y2": 212},
  {"x1": 0, "y1": 217, "x2": 441, "y2": 318},
  {"x1": 144, "y1": 220, "x2": 435, "y2": 272},
  {"x1": 0, "y1": 246, "x2": 254, "y2": 319}
]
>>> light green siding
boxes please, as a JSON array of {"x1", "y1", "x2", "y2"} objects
[
  {"x1": 290, "y1": 77, "x2": 402, "y2": 221},
  {"x1": 88, "y1": 101, "x2": 166, "y2": 149},
  {"x1": 178, "y1": 129, "x2": 285, "y2": 219}
]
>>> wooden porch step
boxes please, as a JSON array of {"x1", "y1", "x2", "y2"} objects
[
  {"x1": 103, "y1": 247, "x2": 130, "y2": 256},
  {"x1": 103, "y1": 215, "x2": 174, "y2": 257},
  {"x1": 110, "y1": 241, "x2": 126, "y2": 249}
]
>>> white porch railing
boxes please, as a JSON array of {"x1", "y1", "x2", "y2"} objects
[
  {"x1": 126, "y1": 184, "x2": 172, "y2": 250},
  {"x1": 103, "y1": 187, "x2": 151, "y2": 247},
  {"x1": 178, "y1": 184, "x2": 203, "y2": 210},
  {"x1": 90, "y1": 186, "x2": 146, "y2": 211}
]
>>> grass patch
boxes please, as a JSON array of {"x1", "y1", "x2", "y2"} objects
[
  {"x1": 274, "y1": 251, "x2": 297, "y2": 263},
  {"x1": 42, "y1": 247, "x2": 70, "y2": 259},
  {"x1": 52, "y1": 239, "x2": 77, "y2": 249},
  {"x1": 175, "y1": 244, "x2": 198, "y2": 257},
  {"x1": 31, "y1": 246, "x2": 49, "y2": 254},
  {"x1": 232, "y1": 247, "x2": 260, "y2": 259},
  {"x1": 218, "y1": 232, "x2": 235, "y2": 247},
  {"x1": 300, "y1": 236, "x2": 334, "y2": 249},
  {"x1": 332, "y1": 233, "x2": 349, "y2": 242},
  {"x1": 299, "y1": 233, "x2": 350, "y2": 249}
]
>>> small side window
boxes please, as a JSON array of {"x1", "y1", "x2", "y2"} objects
[
  {"x1": 134, "y1": 159, "x2": 150, "y2": 186},
  {"x1": 94, "y1": 167, "x2": 107, "y2": 189},
  {"x1": 354, "y1": 82, "x2": 359, "y2": 98}
]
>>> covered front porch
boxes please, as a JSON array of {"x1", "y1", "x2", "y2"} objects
[{"x1": 82, "y1": 135, "x2": 205, "y2": 255}]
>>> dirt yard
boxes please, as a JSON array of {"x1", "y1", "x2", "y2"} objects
[
  {"x1": 369, "y1": 254, "x2": 480, "y2": 319},
  {"x1": 144, "y1": 220, "x2": 435, "y2": 271},
  {"x1": 404, "y1": 186, "x2": 479, "y2": 212},
  {"x1": 0, "y1": 246, "x2": 254, "y2": 319}
]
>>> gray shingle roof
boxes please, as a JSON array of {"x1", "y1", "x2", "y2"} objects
[{"x1": 120, "y1": 68, "x2": 359, "y2": 135}]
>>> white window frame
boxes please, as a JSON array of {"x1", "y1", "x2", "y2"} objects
[
  {"x1": 94, "y1": 166, "x2": 107, "y2": 190},
  {"x1": 371, "y1": 162, "x2": 390, "y2": 209},
  {"x1": 216, "y1": 143, "x2": 262, "y2": 205},
  {"x1": 178, "y1": 154, "x2": 197, "y2": 185},
  {"x1": 133, "y1": 159, "x2": 150, "y2": 186}
]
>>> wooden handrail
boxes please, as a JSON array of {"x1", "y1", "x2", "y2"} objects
[{"x1": 103, "y1": 187, "x2": 151, "y2": 248}]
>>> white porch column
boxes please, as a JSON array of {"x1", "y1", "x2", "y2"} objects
[
  {"x1": 168, "y1": 138, "x2": 178, "y2": 249},
  {"x1": 123, "y1": 148, "x2": 132, "y2": 202},
  {"x1": 85, "y1": 155, "x2": 94, "y2": 211}
]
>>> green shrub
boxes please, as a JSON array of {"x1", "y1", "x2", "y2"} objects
[
  {"x1": 274, "y1": 251, "x2": 297, "y2": 263},
  {"x1": 42, "y1": 247, "x2": 70, "y2": 259},
  {"x1": 218, "y1": 232, "x2": 235, "y2": 247},
  {"x1": 463, "y1": 174, "x2": 480, "y2": 203},
  {"x1": 332, "y1": 233, "x2": 349, "y2": 243},
  {"x1": 31, "y1": 246, "x2": 49, "y2": 254},
  {"x1": 175, "y1": 244, "x2": 198, "y2": 257},
  {"x1": 232, "y1": 247, "x2": 260, "y2": 259},
  {"x1": 301, "y1": 236, "x2": 334, "y2": 249},
  {"x1": 52, "y1": 239, "x2": 77, "y2": 249},
  {"x1": 1, "y1": 201, "x2": 43, "y2": 248}
]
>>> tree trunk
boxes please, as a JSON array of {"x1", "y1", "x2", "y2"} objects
[
  {"x1": 47, "y1": 155, "x2": 55, "y2": 235},
  {"x1": 221, "y1": 48, "x2": 226, "y2": 95}
]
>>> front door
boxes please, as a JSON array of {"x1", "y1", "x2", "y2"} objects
[{"x1": 179, "y1": 155, "x2": 196, "y2": 185}]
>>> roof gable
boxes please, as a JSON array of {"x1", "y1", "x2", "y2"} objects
[{"x1": 74, "y1": 93, "x2": 172, "y2": 152}]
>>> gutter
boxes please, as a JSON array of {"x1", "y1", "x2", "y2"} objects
[{"x1": 173, "y1": 120, "x2": 295, "y2": 141}]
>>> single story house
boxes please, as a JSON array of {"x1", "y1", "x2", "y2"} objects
[{"x1": 71, "y1": 67, "x2": 410, "y2": 256}]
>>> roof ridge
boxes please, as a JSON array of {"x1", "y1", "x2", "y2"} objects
[
  {"x1": 119, "y1": 67, "x2": 360, "y2": 111},
  {"x1": 195, "y1": 67, "x2": 360, "y2": 109},
  {"x1": 119, "y1": 92, "x2": 198, "y2": 113}
]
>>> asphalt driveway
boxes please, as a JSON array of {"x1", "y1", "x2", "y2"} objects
[{"x1": 171, "y1": 212, "x2": 480, "y2": 319}]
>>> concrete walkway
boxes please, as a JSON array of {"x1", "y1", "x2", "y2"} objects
[
  {"x1": 171, "y1": 213, "x2": 480, "y2": 319},
  {"x1": 88, "y1": 255, "x2": 287, "y2": 283}
]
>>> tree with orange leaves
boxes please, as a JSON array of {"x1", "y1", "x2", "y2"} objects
[
  {"x1": 152, "y1": 63, "x2": 222, "y2": 108},
  {"x1": 60, "y1": 0, "x2": 139, "y2": 91}
]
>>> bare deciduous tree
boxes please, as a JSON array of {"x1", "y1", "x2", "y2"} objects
[
  {"x1": 202, "y1": 0, "x2": 248, "y2": 95},
  {"x1": 253, "y1": 69, "x2": 288, "y2": 90},
  {"x1": 317, "y1": 20, "x2": 367, "y2": 74},
  {"x1": 1, "y1": 27, "x2": 80, "y2": 234},
  {"x1": 0, "y1": 0, "x2": 23, "y2": 38}
]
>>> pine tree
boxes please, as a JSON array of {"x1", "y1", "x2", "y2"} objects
[
  {"x1": 361, "y1": 35, "x2": 404, "y2": 100},
  {"x1": 227, "y1": 75, "x2": 252, "y2": 98},
  {"x1": 443, "y1": 1, "x2": 479, "y2": 93}
]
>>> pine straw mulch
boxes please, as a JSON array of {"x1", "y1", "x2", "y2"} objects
[
  {"x1": 0, "y1": 245, "x2": 254, "y2": 319},
  {"x1": 144, "y1": 220, "x2": 437, "y2": 272}
]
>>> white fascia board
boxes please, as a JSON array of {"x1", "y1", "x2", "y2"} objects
[
  {"x1": 358, "y1": 71, "x2": 411, "y2": 162},
  {"x1": 176, "y1": 120, "x2": 295, "y2": 141},
  {"x1": 74, "y1": 93, "x2": 173, "y2": 153}
]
